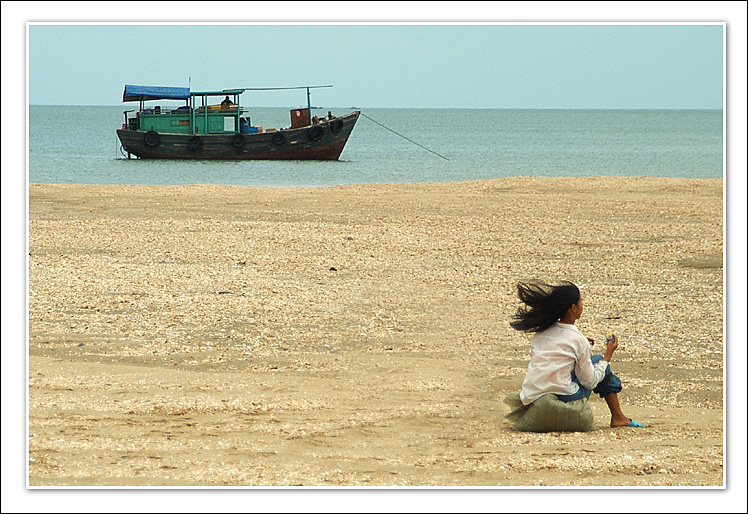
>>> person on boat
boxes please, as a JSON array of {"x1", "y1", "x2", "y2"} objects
[
  {"x1": 221, "y1": 95, "x2": 233, "y2": 109},
  {"x1": 510, "y1": 280, "x2": 644, "y2": 428}
]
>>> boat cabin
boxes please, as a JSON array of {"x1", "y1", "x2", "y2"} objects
[{"x1": 122, "y1": 85, "x2": 259, "y2": 136}]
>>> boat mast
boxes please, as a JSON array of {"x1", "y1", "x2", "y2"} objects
[{"x1": 233, "y1": 85, "x2": 332, "y2": 115}]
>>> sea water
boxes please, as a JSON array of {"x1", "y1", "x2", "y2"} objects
[{"x1": 28, "y1": 106, "x2": 723, "y2": 187}]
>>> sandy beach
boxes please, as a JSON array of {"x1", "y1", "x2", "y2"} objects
[{"x1": 27, "y1": 176, "x2": 724, "y2": 487}]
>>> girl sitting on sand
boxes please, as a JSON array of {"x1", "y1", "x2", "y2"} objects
[{"x1": 511, "y1": 280, "x2": 643, "y2": 428}]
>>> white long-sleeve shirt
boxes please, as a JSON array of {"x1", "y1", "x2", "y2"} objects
[{"x1": 519, "y1": 322, "x2": 609, "y2": 405}]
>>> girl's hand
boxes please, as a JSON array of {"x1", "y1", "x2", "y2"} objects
[{"x1": 604, "y1": 334, "x2": 619, "y2": 361}]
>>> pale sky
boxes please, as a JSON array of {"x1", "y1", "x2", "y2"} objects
[{"x1": 27, "y1": 23, "x2": 723, "y2": 109}]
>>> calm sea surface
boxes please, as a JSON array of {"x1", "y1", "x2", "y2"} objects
[{"x1": 28, "y1": 106, "x2": 723, "y2": 187}]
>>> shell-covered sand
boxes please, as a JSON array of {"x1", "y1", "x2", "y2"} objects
[{"x1": 27, "y1": 177, "x2": 724, "y2": 487}]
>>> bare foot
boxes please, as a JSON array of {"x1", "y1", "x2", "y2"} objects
[
  {"x1": 610, "y1": 416, "x2": 633, "y2": 428},
  {"x1": 611, "y1": 417, "x2": 643, "y2": 428}
]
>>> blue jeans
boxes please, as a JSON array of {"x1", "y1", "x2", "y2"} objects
[{"x1": 556, "y1": 354, "x2": 622, "y2": 403}]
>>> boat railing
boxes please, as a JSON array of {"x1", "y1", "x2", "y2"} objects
[
  {"x1": 195, "y1": 104, "x2": 241, "y2": 114},
  {"x1": 137, "y1": 105, "x2": 245, "y2": 115}
]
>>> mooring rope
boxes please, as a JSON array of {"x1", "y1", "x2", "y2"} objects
[{"x1": 360, "y1": 112, "x2": 450, "y2": 161}]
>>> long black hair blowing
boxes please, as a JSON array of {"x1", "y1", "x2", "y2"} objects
[{"x1": 510, "y1": 280, "x2": 581, "y2": 333}]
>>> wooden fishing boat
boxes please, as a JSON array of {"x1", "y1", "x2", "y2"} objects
[{"x1": 117, "y1": 85, "x2": 360, "y2": 161}]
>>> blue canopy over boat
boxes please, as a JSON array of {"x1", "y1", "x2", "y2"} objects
[{"x1": 123, "y1": 85, "x2": 191, "y2": 102}]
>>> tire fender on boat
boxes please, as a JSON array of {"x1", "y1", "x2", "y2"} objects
[
  {"x1": 231, "y1": 133, "x2": 245, "y2": 148},
  {"x1": 330, "y1": 118, "x2": 344, "y2": 134},
  {"x1": 272, "y1": 132, "x2": 286, "y2": 146},
  {"x1": 307, "y1": 125, "x2": 325, "y2": 142},
  {"x1": 188, "y1": 136, "x2": 202, "y2": 151},
  {"x1": 144, "y1": 130, "x2": 160, "y2": 147}
]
